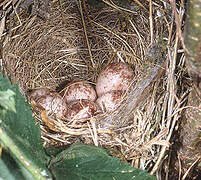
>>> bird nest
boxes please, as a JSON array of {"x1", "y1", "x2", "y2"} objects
[{"x1": 1, "y1": 0, "x2": 187, "y2": 174}]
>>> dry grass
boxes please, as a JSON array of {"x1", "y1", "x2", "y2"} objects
[{"x1": 1, "y1": 0, "x2": 189, "y2": 177}]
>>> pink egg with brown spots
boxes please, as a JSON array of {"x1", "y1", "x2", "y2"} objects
[
  {"x1": 29, "y1": 88, "x2": 55, "y2": 101},
  {"x1": 63, "y1": 81, "x2": 97, "y2": 103},
  {"x1": 29, "y1": 88, "x2": 67, "y2": 119},
  {"x1": 64, "y1": 99, "x2": 100, "y2": 121},
  {"x1": 96, "y1": 62, "x2": 134, "y2": 97},
  {"x1": 96, "y1": 90, "x2": 123, "y2": 112}
]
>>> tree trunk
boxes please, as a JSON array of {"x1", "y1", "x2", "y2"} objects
[
  {"x1": 185, "y1": 0, "x2": 201, "y2": 95},
  {"x1": 179, "y1": 0, "x2": 201, "y2": 178}
]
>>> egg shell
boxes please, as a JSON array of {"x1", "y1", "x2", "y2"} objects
[
  {"x1": 30, "y1": 90, "x2": 67, "y2": 119},
  {"x1": 96, "y1": 62, "x2": 134, "y2": 97},
  {"x1": 29, "y1": 88, "x2": 55, "y2": 101},
  {"x1": 96, "y1": 90, "x2": 123, "y2": 112},
  {"x1": 63, "y1": 81, "x2": 97, "y2": 103},
  {"x1": 64, "y1": 99, "x2": 100, "y2": 121}
]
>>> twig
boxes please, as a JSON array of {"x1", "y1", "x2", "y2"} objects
[
  {"x1": 102, "y1": 0, "x2": 137, "y2": 14},
  {"x1": 78, "y1": 0, "x2": 95, "y2": 68},
  {"x1": 132, "y1": 0, "x2": 147, "y2": 11},
  {"x1": 12, "y1": 2, "x2": 23, "y2": 31},
  {"x1": 178, "y1": 154, "x2": 182, "y2": 180},
  {"x1": 0, "y1": 0, "x2": 10, "y2": 8},
  {"x1": 182, "y1": 157, "x2": 201, "y2": 180},
  {"x1": 88, "y1": 118, "x2": 98, "y2": 146},
  {"x1": 169, "y1": 0, "x2": 187, "y2": 52},
  {"x1": 0, "y1": 16, "x2": 6, "y2": 40},
  {"x1": 149, "y1": 0, "x2": 154, "y2": 45},
  {"x1": 129, "y1": 19, "x2": 145, "y2": 61},
  {"x1": 82, "y1": 0, "x2": 93, "y2": 28},
  {"x1": 151, "y1": 27, "x2": 179, "y2": 175}
]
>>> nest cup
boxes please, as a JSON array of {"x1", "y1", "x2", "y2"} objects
[{"x1": 2, "y1": 0, "x2": 176, "y2": 173}]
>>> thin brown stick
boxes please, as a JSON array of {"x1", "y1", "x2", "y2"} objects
[
  {"x1": 102, "y1": 0, "x2": 137, "y2": 14},
  {"x1": 129, "y1": 19, "x2": 145, "y2": 61},
  {"x1": 151, "y1": 33, "x2": 179, "y2": 175},
  {"x1": 78, "y1": 0, "x2": 95, "y2": 68},
  {"x1": 0, "y1": 0, "x2": 10, "y2": 8},
  {"x1": 182, "y1": 157, "x2": 201, "y2": 180},
  {"x1": 169, "y1": 0, "x2": 187, "y2": 52},
  {"x1": 132, "y1": 0, "x2": 147, "y2": 10},
  {"x1": 149, "y1": 0, "x2": 154, "y2": 45},
  {"x1": 178, "y1": 154, "x2": 182, "y2": 180},
  {"x1": 0, "y1": 17, "x2": 6, "y2": 40}
]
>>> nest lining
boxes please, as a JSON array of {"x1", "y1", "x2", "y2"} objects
[{"x1": 1, "y1": 0, "x2": 187, "y2": 174}]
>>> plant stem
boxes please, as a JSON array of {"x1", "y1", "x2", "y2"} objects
[{"x1": 0, "y1": 127, "x2": 47, "y2": 180}]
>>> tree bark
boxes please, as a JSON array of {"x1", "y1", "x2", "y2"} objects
[
  {"x1": 179, "y1": 0, "x2": 201, "y2": 178},
  {"x1": 185, "y1": 0, "x2": 201, "y2": 95}
]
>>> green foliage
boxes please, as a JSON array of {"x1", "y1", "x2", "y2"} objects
[
  {"x1": 0, "y1": 157, "x2": 18, "y2": 180},
  {"x1": 0, "y1": 74, "x2": 51, "y2": 179},
  {"x1": 0, "y1": 75, "x2": 45, "y2": 159},
  {"x1": 0, "y1": 73, "x2": 156, "y2": 180},
  {"x1": 0, "y1": 150, "x2": 33, "y2": 180},
  {"x1": 0, "y1": 89, "x2": 16, "y2": 113},
  {"x1": 50, "y1": 143, "x2": 156, "y2": 180}
]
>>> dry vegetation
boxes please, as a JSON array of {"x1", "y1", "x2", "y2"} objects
[{"x1": 1, "y1": 0, "x2": 197, "y2": 179}]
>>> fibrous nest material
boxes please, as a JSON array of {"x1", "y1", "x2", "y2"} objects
[{"x1": 1, "y1": 0, "x2": 187, "y2": 175}]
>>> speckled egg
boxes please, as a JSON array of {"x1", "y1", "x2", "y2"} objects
[
  {"x1": 63, "y1": 81, "x2": 97, "y2": 103},
  {"x1": 29, "y1": 88, "x2": 55, "y2": 101},
  {"x1": 96, "y1": 62, "x2": 134, "y2": 97},
  {"x1": 64, "y1": 99, "x2": 100, "y2": 121},
  {"x1": 96, "y1": 90, "x2": 123, "y2": 112},
  {"x1": 29, "y1": 89, "x2": 67, "y2": 119}
]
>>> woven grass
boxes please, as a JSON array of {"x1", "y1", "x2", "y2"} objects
[{"x1": 1, "y1": 0, "x2": 188, "y2": 176}]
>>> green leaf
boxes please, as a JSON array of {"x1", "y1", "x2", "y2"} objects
[
  {"x1": 50, "y1": 143, "x2": 156, "y2": 180},
  {"x1": 0, "y1": 89, "x2": 16, "y2": 113},
  {"x1": 0, "y1": 73, "x2": 52, "y2": 179},
  {"x1": 0, "y1": 157, "x2": 17, "y2": 180},
  {"x1": 45, "y1": 147, "x2": 64, "y2": 157},
  {"x1": 0, "y1": 159, "x2": 15, "y2": 180},
  {"x1": 50, "y1": 143, "x2": 109, "y2": 165},
  {"x1": 0, "y1": 150, "x2": 33, "y2": 180}
]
